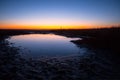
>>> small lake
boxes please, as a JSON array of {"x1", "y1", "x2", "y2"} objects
[{"x1": 8, "y1": 34, "x2": 86, "y2": 58}]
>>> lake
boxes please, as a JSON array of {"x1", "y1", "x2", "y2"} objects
[{"x1": 8, "y1": 34, "x2": 87, "y2": 58}]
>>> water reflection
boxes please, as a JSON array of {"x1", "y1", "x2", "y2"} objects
[{"x1": 8, "y1": 34, "x2": 84, "y2": 58}]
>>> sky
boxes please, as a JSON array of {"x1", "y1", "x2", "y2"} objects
[{"x1": 0, "y1": 0, "x2": 120, "y2": 29}]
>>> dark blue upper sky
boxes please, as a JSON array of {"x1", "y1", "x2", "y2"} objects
[{"x1": 0, "y1": 0, "x2": 120, "y2": 28}]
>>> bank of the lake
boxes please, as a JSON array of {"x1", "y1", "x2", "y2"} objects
[
  {"x1": 0, "y1": 39, "x2": 117, "y2": 80},
  {"x1": 0, "y1": 28, "x2": 120, "y2": 80}
]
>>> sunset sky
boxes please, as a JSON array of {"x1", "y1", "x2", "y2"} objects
[{"x1": 0, "y1": 0, "x2": 120, "y2": 29}]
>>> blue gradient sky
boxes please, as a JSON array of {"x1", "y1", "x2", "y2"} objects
[{"x1": 0, "y1": 0, "x2": 120, "y2": 29}]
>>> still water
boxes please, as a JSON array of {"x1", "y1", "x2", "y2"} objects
[{"x1": 8, "y1": 34, "x2": 85, "y2": 58}]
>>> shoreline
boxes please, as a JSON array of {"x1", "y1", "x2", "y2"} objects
[{"x1": 0, "y1": 28, "x2": 120, "y2": 80}]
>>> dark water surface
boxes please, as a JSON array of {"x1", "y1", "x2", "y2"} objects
[{"x1": 8, "y1": 34, "x2": 86, "y2": 58}]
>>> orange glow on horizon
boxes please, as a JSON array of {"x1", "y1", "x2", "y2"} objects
[{"x1": 0, "y1": 23, "x2": 119, "y2": 30}]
